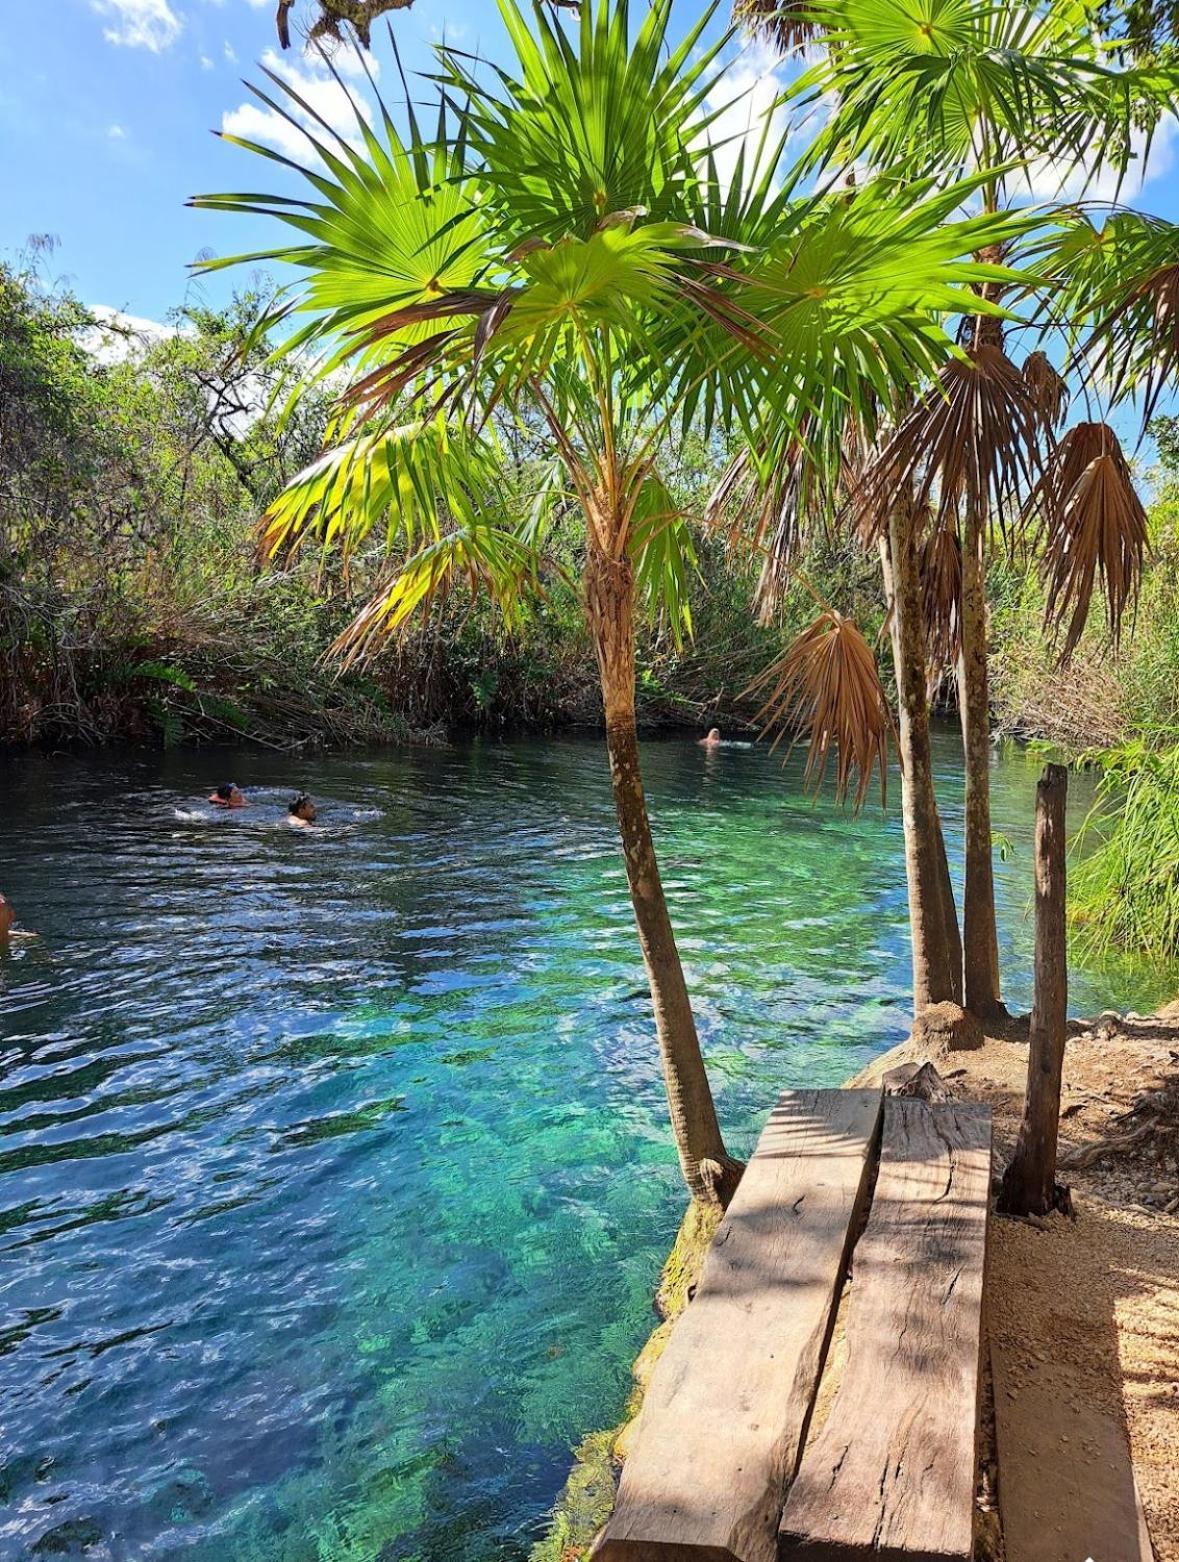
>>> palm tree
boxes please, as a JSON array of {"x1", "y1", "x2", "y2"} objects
[
  {"x1": 274, "y1": 1, "x2": 415, "y2": 50},
  {"x1": 195, "y1": 0, "x2": 1032, "y2": 1201},
  {"x1": 751, "y1": 0, "x2": 1173, "y2": 1021}
]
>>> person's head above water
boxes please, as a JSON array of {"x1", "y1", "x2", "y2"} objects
[
  {"x1": 288, "y1": 794, "x2": 317, "y2": 824},
  {"x1": 700, "y1": 728, "x2": 722, "y2": 746},
  {"x1": 209, "y1": 783, "x2": 247, "y2": 809},
  {"x1": 0, "y1": 894, "x2": 13, "y2": 942}
]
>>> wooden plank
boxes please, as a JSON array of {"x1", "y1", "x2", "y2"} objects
[
  {"x1": 593, "y1": 1088, "x2": 883, "y2": 1562},
  {"x1": 779, "y1": 1098, "x2": 991, "y2": 1562}
]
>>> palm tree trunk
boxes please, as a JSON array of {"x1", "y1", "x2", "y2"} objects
[
  {"x1": 957, "y1": 508, "x2": 1006, "y2": 1021},
  {"x1": 584, "y1": 539, "x2": 741, "y2": 1207},
  {"x1": 998, "y1": 765, "x2": 1069, "y2": 1216},
  {"x1": 879, "y1": 503, "x2": 963, "y2": 1012}
]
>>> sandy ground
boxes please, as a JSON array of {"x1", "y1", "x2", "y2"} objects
[{"x1": 856, "y1": 1007, "x2": 1179, "y2": 1562}]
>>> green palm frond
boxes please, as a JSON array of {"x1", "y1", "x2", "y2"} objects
[
  {"x1": 689, "y1": 174, "x2": 1043, "y2": 493},
  {"x1": 1034, "y1": 209, "x2": 1179, "y2": 425},
  {"x1": 332, "y1": 522, "x2": 542, "y2": 665},
  {"x1": 791, "y1": 0, "x2": 1177, "y2": 196},
  {"x1": 194, "y1": 0, "x2": 1063, "y2": 657},
  {"x1": 440, "y1": 0, "x2": 729, "y2": 244},
  {"x1": 629, "y1": 472, "x2": 699, "y2": 646},
  {"x1": 192, "y1": 74, "x2": 492, "y2": 370},
  {"x1": 260, "y1": 416, "x2": 503, "y2": 561}
]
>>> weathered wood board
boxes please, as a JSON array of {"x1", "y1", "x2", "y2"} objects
[
  {"x1": 778, "y1": 1097, "x2": 992, "y2": 1562},
  {"x1": 592, "y1": 1088, "x2": 883, "y2": 1562}
]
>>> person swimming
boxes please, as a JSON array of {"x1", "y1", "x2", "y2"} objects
[
  {"x1": 0, "y1": 893, "x2": 14, "y2": 944},
  {"x1": 699, "y1": 727, "x2": 722, "y2": 747},
  {"x1": 288, "y1": 793, "x2": 317, "y2": 827},
  {"x1": 209, "y1": 783, "x2": 247, "y2": 809}
]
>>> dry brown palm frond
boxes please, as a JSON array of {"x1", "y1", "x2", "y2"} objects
[
  {"x1": 745, "y1": 608, "x2": 893, "y2": 811},
  {"x1": 709, "y1": 421, "x2": 865, "y2": 624},
  {"x1": 1030, "y1": 421, "x2": 1149, "y2": 665},
  {"x1": 1023, "y1": 351, "x2": 1069, "y2": 429},
  {"x1": 921, "y1": 513, "x2": 962, "y2": 671},
  {"x1": 710, "y1": 446, "x2": 814, "y2": 622},
  {"x1": 852, "y1": 343, "x2": 1049, "y2": 544},
  {"x1": 732, "y1": 0, "x2": 820, "y2": 51},
  {"x1": 1131, "y1": 263, "x2": 1179, "y2": 409},
  {"x1": 1089, "y1": 261, "x2": 1179, "y2": 426}
]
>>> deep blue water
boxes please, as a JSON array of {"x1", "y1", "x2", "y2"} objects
[{"x1": 1, "y1": 733, "x2": 1173, "y2": 1561}]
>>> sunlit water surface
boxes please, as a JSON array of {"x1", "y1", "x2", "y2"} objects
[{"x1": 2, "y1": 734, "x2": 1174, "y2": 1561}]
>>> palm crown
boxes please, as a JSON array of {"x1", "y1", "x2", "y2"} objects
[
  {"x1": 194, "y1": 0, "x2": 1042, "y2": 1201},
  {"x1": 193, "y1": 0, "x2": 1031, "y2": 654}
]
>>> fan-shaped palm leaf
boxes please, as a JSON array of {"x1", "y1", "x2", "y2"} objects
[
  {"x1": 732, "y1": 0, "x2": 821, "y2": 52},
  {"x1": 1031, "y1": 420, "x2": 1149, "y2": 663},
  {"x1": 1036, "y1": 210, "x2": 1179, "y2": 425},
  {"x1": 746, "y1": 607, "x2": 893, "y2": 809},
  {"x1": 791, "y1": 0, "x2": 1170, "y2": 195},
  {"x1": 851, "y1": 342, "x2": 1051, "y2": 543}
]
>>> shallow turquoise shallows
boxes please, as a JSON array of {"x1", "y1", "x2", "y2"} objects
[{"x1": 1, "y1": 733, "x2": 1173, "y2": 1562}]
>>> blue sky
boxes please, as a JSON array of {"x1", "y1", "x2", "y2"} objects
[
  {"x1": 3, "y1": 0, "x2": 1179, "y2": 370},
  {"x1": 0, "y1": 0, "x2": 748, "y2": 325},
  {"x1": 1, "y1": 0, "x2": 496, "y2": 322}
]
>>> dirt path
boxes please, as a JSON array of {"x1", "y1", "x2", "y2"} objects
[{"x1": 856, "y1": 1009, "x2": 1179, "y2": 1561}]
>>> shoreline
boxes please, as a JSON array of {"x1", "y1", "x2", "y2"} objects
[{"x1": 533, "y1": 1007, "x2": 1179, "y2": 1562}]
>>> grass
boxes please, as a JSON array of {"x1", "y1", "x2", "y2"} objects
[{"x1": 1070, "y1": 737, "x2": 1179, "y2": 959}]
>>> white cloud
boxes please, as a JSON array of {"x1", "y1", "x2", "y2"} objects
[
  {"x1": 1023, "y1": 114, "x2": 1178, "y2": 203},
  {"x1": 224, "y1": 40, "x2": 238, "y2": 62},
  {"x1": 700, "y1": 39, "x2": 792, "y2": 194},
  {"x1": 91, "y1": 0, "x2": 183, "y2": 52},
  {"x1": 428, "y1": 19, "x2": 471, "y2": 44},
  {"x1": 200, "y1": 52, "x2": 214, "y2": 70},
  {"x1": 221, "y1": 46, "x2": 377, "y2": 162},
  {"x1": 221, "y1": 100, "x2": 310, "y2": 160},
  {"x1": 107, "y1": 123, "x2": 128, "y2": 140},
  {"x1": 86, "y1": 306, "x2": 182, "y2": 364}
]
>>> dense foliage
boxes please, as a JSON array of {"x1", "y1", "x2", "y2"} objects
[
  {"x1": 0, "y1": 252, "x2": 403, "y2": 748},
  {"x1": 2, "y1": 256, "x2": 855, "y2": 748},
  {"x1": 989, "y1": 469, "x2": 1179, "y2": 748},
  {"x1": 4, "y1": 249, "x2": 1178, "y2": 758}
]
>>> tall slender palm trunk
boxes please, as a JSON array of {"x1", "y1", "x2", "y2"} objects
[
  {"x1": 584, "y1": 536, "x2": 740, "y2": 1207},
  {"x1": 957, "y1": 508, "x2": 1005, "y2": 1020},
  {"x1": 879, "y1": 502, "x2": 963, "y2": 1012},
  {"x1": 953, "y1": 292, "x2": 1007, "y2": 1021}
]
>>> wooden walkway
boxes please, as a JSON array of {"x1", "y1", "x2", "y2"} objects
[{"x1": 593, "y1": 1087, "x2": 992, "y2": 1562}]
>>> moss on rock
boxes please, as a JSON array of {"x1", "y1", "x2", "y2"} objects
[{"x1": 528, "y1": 1199, "x2": 721, "y2": 1562}]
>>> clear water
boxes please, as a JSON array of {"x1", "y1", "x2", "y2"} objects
[{"x1": 1, "y1": 733, "x2": 1174, "y2": 1562}]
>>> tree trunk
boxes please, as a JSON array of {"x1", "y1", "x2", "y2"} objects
[
  {"x1": 998, "y1": 764, "x2": 1069, "y2": 1217},
  {"x1": 957, "y1": 532, "x2": 1005, "y2": 1026},
  {"x1": 585, "y1": 539, "x2": 741, "y2": 1207},
  {"x1": 879, "y1": 505, "x2": 963, "y2": 1013}
]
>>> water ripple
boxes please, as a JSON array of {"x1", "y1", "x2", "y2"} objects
[{"x1": 0, "y1": 736, "x2": 1173, "y2": 1562}]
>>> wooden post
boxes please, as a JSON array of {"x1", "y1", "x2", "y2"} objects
[{"x1": 998, "y1": 763, "x2": 1069, "y2": 1217}]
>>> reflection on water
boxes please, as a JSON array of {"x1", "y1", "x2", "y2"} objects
[{"x1": 0, "y1": 734, "x2": 1173, "y2": 1561}]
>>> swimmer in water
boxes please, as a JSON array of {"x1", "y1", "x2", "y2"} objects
[
  {"x1": 209, "y1": 783, "x2": 247, "y2": 809},
  {"x1": 699, "y1": 727, "x2": 722, "y2": 747},
  {"x1": 0, "y1": 894, "x2": 14, "y2": 944},
  {"x1": 288, "y1": 793, "x2": 317, "y2": 827}
]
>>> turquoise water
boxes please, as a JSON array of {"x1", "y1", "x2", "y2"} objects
[{"x1": 1, "y1": 733, "x2": 1174, "y2": 1562}]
